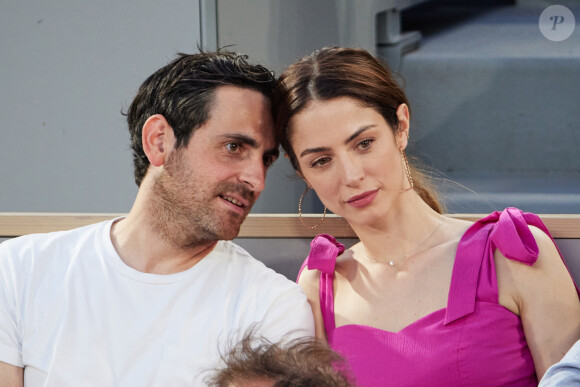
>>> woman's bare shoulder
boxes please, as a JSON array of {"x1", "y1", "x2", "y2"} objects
[
  {"x1": 334, "y1": 243, "x2": 363, "y2": 281},
  {"x1": 297, "y1": 264, "x2": 320, "y2": 295},
  {"x1": 445, "y1": 215, "x2": 474, "y2": 235}
]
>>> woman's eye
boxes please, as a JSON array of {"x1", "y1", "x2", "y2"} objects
[
  {"x1": 357, "y1": 139, "x2": 373, "y2": 150},
  {"x1": 311, "y1": 157, "x2": 330, "y2": 168}
]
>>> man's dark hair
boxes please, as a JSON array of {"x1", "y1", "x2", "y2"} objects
[
  {"x1": 206, "y1": 333, "x2": 355, "y2": 387},
  {"x1": 126, "y1": 50, "x2": 276, "y2": 186}
]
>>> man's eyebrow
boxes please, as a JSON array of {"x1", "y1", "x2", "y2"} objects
[
  {"x1": 299, "y1": 125, "x2": 377, "y2": 158},
  {"x1": 220, "y1": 134, "x2": 258, "y2": 148}
]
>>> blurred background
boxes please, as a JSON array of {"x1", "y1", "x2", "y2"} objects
[
  {"x1": 1, "y1": 0, "x2": 578, "y2": 216},
  {"x1": 2, "y1": 0, "x2": 579, "y2": 279}
]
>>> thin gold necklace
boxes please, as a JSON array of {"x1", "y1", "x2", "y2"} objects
[{"x1": 362, "y1": 216, "x2": 446, "y2": 266}]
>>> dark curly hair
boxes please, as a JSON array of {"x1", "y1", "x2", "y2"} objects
[{"x1": 126, "y1": 50, "x2": 276, "y2": 186}]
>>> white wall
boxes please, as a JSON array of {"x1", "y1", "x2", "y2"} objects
[{"x1": 1, "y1": 0, "x2": 202, "y2": 212}]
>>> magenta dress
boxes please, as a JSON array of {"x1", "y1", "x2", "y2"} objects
[{"x1": 298, "y1": 208, "x2": 576, "y2": 386}]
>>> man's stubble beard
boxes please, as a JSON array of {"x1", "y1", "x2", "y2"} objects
[{"x1": 149, "y1": 150, "x2": 254, "y2": 250}]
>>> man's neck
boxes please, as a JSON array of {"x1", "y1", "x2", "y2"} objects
[{"x1": 110, "y1": 206, "x2": 218, "y2": 275}]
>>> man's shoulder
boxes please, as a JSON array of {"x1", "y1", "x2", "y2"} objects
[
  {"x1": 0, "y1": 219, "x2": 113, "y2": 265},
  {"x1": 214, "y1": 240, "x2": 275, "y2": 273},
  {"x1": 213, "y1": 240, "x2": 299, "y2": 290},
  {"x1": 211, "y1": 241, "x2": 313, "y2": 336}
]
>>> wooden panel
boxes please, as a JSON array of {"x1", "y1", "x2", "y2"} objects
[
  {"x1": 0, "y1": 213, "x2": 125, "y2": 237},
  {"x1": 1, "y1": 213, "x2": 579, "y2": 239}
]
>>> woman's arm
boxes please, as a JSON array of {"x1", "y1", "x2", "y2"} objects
[
  {"x1": 298, "y1": 268, "x2": 327, "y2": 341},
  {"x1": 539, "y1": 339, "x2": 580, "y2": 386},
  {"x1": 497, "y1": 226, "x2": 580, "y2": 379}
]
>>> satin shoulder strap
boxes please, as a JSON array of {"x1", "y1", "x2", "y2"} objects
[
  {"x1": 297, "y1": 234, "x2": 345, "y2": 333},
  {"x1": 445, "y1": 207, "x2": 574, "y2": 324}
]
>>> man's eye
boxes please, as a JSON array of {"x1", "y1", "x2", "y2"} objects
[{"x1": 226, "y1": 143, "x2": 241, "y2": 153}]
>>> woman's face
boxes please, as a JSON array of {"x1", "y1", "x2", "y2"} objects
[{"x1": 290, "y1": 97, "x2": 409, "y2": 226}]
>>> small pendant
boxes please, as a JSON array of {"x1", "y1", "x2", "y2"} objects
[{"x1": 389, "y1": 261, "x2": 395, "y2": 266}]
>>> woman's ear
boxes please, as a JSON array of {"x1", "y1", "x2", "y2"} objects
[
  {"x1": 142, "y1": 114, "x2": 175, "y2": 167},
  {"x1": 395, "y1": 103, "x2": 411, "y2": 151}
]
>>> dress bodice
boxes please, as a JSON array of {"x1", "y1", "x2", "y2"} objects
[{"x1": 298, "y1": 208, "x2": 573, "y2": 386}]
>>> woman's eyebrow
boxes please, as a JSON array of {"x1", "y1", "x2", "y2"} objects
[
  {"x1": 344, "y1": 125, "x2": 376, "y2": 144},
  {"x1": 299, "y1": 125, "x2": 377, "y2": 158},
  {"x1": 300, "y1": 146, "x2": 331, "y2": 158}
]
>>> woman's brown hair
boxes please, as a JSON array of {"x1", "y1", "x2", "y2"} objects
[{"x1": 273, "y1": 46, "x2": 442, "y2": 213}]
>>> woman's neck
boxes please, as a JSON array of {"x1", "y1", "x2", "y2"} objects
[{"x1": 349, "y1": 192, "x2": 444, "y2": 265}]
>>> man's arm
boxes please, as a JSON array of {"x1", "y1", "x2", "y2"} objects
[
  {"x1": 0, "y1": 242, "x2": 24, "y2": 387},
  {"x1": 260, "y1": 286, "x2": 315, "y2": 342},
  {"x1": 0, "y1": 362, "x2": 23, "y2": 387}
]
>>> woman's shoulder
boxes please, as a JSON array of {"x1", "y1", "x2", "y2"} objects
[
  {"x1": 334, "y1": 245, "x2": 358, "y2": 275},
  {"x1": 297, "y1": 263, "x2": 321, "y2": 294},
  {"x1": 298, "y1": 233, "x2": 348, "y2": 286},
  {"x1": 444, "y1": 215, "x2": 474, "y2": 238},
  {"x1": 450, "y1": 208, "x2": 547, "y2": 249}
]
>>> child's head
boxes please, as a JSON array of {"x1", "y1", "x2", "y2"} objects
[{"x1": 207, "y1": 333, "x2": 355, "y2": 387}]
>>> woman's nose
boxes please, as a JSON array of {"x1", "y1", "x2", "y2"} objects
[{"x1": 339, "y1": 154, "x2": 364, "y2": 187}]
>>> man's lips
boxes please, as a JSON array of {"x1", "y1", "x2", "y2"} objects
[
  {"x1": 219, "y1": 194, "x2": 250, "y2": 209},
  {"x1": 345, "y1": 189, "x2": 378, "y2": 208}
]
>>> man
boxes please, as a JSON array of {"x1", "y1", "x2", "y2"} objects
[{"x1": 0, "y1": 51, "x2": 314, "y2": 386}]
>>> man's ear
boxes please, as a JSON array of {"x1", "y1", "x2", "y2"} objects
[{"x1": 142, "y1": 114, "x2": 175, "y2": 167}]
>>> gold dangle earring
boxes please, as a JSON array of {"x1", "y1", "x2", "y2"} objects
[
  {"x1": 298, "y1": 186, "x2": 327, "y2": 229},
  {"x1": 400, "y1": 149, "x2": 414, "y2": 190},
  {"x1": 400, "y1": 131, "x2": 414, "y2": 190}
]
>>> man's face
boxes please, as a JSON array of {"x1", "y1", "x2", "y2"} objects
[{"x1": 152, "y1": 85, "x2": 277, "y2": 248}]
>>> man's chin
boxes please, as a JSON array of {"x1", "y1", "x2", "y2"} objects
[
  {"x1": 203, "y1": 216, "x2": 244, "y2": 241},
  {"x1": 201, "y1": 210, "x2": 247, "y2": 241},
  {"x1": 180, "y1": 223, "x2": 241, "y2": 248},
  {"x1": 218, "y1": 223, "x2": 243, "y2": 241}
]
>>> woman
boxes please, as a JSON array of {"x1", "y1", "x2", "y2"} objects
[{"x1": 273, "y1": 47, "x2": 580, "y2": 386}]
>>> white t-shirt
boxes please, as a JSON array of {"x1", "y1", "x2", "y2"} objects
[{"x1": 0, "y1": 219, "x2": 314, "y2": 386}]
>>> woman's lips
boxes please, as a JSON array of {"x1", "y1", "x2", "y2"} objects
[{"x1": 345, "y1": 189, "x2": 378, "y2": 208}]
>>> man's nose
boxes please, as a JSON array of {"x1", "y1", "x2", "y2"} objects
[{"x1": 239, "y1": 157, "x2": 267, "y2": 194}]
